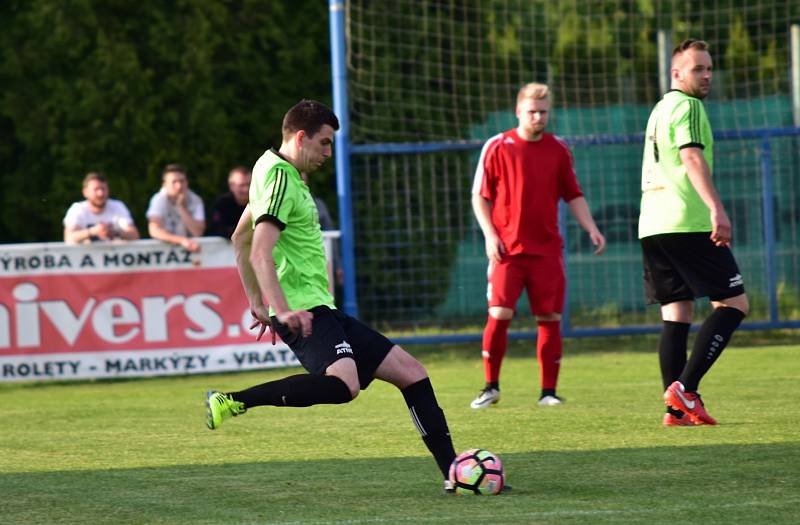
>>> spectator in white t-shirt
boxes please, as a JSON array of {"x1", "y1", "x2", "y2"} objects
[
  {"x1": 146, "y1": 163, "x2": 205, "y2": 252},
  {"x1": 63, "y1": 172, "x2": 140, "y2": 244}
]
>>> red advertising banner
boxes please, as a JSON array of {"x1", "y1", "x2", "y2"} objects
[{"x1": 0, "y1": 238, "x2": 300, "y2": 382}]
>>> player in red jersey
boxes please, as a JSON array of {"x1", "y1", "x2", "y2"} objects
[{"x1": 470, "y1": 83, "x2": 606, "y2": 409}]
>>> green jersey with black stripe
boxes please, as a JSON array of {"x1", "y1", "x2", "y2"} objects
[
  {"x1": 249, "y1": 148, "x2": 334, "y2": 314},
  {"x1": 639, "y1": 90, "x2": 714, "y2": 238}
]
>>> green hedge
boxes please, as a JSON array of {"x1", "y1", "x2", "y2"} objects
[{"x1": 0, "y1": 0, "x2": 335, "y2": 243}]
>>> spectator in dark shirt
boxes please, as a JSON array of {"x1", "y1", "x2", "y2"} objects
[{"x1": 209, "y1": 166, "x2": 252, "y2": 238}]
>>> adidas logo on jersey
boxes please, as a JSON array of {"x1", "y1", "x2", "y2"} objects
[
  {"x1": 335, "y1": 340, "x2": 353, "y2": 355},
  {"x1": 728, "y1": 273, "x2": 743, "y2": 287}
]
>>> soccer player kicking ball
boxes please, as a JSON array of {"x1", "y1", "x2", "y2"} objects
[
  {"x1": 639, "y1": 39, "x2": 749, "y2": 426},
  {"x1": 205, "y1": 100, "x2": 458, "y2": 492}
]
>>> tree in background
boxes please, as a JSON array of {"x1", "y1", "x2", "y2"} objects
[{"x1": 0, "y1": 0, "x2": 334, "y2": 243}]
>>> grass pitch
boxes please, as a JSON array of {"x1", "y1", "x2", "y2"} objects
[{"x1": 1, "y1": 336, "x2": 798, "y2": 525}]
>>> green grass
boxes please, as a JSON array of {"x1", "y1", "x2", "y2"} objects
[{"x1": 1, "y1": 337, "x2": 799, "y2": 525}]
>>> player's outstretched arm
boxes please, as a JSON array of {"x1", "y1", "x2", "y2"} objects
[{"x1": 567, "y1": 196, "x2": 606, "y2": 255}]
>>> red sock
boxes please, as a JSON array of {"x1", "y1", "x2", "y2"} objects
[
  {"x1": 482, "y1": 317, "x2": 511, "y2": 383},
  {"x1": 536, "y1": 321, "x2": 562, "y2": 390}
]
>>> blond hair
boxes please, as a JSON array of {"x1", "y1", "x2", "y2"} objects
[{"x1": 517, "y1": 83, "x2": 549, "y2": 105}]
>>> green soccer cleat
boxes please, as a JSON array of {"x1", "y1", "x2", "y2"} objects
[{"x1": 205, "y1": 390, "x2": 246, "y2": 430}]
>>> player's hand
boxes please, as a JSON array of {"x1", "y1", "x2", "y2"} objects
[
  {"x1": 484, "y1": 233, "x2": 505, "y2": 263},
  {"x1": 710, "y1": 209, "x2": 732, "y2": 247},
  {"x1": 276, "y1": 310, "x2": 314, "y2": 338},
  {"x1": 589, "y1": 230, "x2": 606, "y2": 255},
  {"x1": 249, "y1": 305, "x2": 276, "y2": 344}
]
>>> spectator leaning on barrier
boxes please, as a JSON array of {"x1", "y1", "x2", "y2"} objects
[
  {"x1": 63, "y1": 172, "x2": 140, "y2": 244},
  {"x1": 209, "y1": 166, "x2": 252, "y2": 239},
  {"x1": 146, "y1": 163, "x2": 205, "y2": 252}
]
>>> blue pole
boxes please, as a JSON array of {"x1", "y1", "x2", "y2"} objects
[
  {"x1": 759, "y1": 136, "x2": 779, "y2": 323},
  {"x1": 328, "y1": 0, "x2": 359, "y2": 317}
]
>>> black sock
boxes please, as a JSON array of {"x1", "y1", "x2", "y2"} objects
[
  {"x1": 229, "y1": 374, "x2": 352, "y2": 408},
  {"x1": 402, "y1": 377, "x2": 456, "y2": 479},
  {"x1": 680, "y1": 307, "x2": 745, "y2": 391},
  {"x1": 659, "y1": 321, "x2": 691, "y2": 390},
  {"x1": 540, "y1": 388, "x2": 556, "y2": 398},
  {"x1": 666, "y1": 407, "x2": 685, "y2": 417},
  {"x1": 486, "y1": 381, "x2": 499, "y2": 390}
]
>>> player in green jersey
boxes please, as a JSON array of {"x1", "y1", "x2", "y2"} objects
[
  {"x1": 639, "y1": 39, "x2": 749, "y2": 427},
  {"x1": 204, "y1": 100, "x2": 458, "y2": 491}
]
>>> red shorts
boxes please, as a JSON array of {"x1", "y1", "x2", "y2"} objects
[{"x1": 487, "y1": 253, "x2": 565, "y2": 315}]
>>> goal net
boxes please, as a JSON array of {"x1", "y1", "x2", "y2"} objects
[{"x1": 341, "y1": 0, "x2": 800, "y2": 336}]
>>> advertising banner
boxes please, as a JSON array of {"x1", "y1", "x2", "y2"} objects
[{"x1": 0, "y1": 238, "x2": 304, "y2": 382}]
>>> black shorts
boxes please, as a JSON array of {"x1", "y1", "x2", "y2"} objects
[
  {"x1": 640, "y1": 232, "x2": 745, "y2": 305},
  {"x1": 271, "y1": 305, "x2": 394, "y2": 389}
]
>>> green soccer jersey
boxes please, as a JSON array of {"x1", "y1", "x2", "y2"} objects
[
  {"x1": 639, "y1": 90, "x2": 714, "y2": 238},
  {"x1": 249, "y1": 148, "x2": 334, "y2": 314}
]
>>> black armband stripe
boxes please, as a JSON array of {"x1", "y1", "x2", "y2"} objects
[
  {"x1": 255, "y1": 213, "x2": 286, "y2": 231},
  {"x1": 690, "y1": 99, "x2": 701, "y2": 144},
  {"x1": 694, "y1": 100, "x2": 700, "y2": 143},
  {"x1": 267, "y1": 168, "x2": 288, "y2": 217}
]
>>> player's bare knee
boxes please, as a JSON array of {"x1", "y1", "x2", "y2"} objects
[
  {"x1": 391, "y1": 345, "x2": 428, "y2": 383},
  {"x1": 331, "y1": 373, "x2": 360, "y2": 400},
  {"x1": 489, "y1": 306, "x2": 514, "y2": 320},
  {"x1": 326, "y1": 358, "x2": 360, "y2": 399},
  {"x1": 347, "y1": 383, "x2": 360, "y2": 400},
  {"x1": 340, "y1": 374, "x2": 361, "y2": 399},
  {"x1": 715, "y1": 294, "x2": 749, "y2": 317},
  {"x1": 661, "y1": 300, "x2": 693, "y2": 323},
  {"x1": 404, "y1": 357, "x2": 428, "y2": 384},
  {"x1": 374, "y1": 345, "x2": 428, "y2": 388}
]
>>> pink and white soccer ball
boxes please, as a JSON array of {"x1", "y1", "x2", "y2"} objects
[{"x1": 448, "y1": 448, "x2": 505, "y2": 495}]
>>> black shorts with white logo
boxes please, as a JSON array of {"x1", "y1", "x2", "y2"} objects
[
  {"x1": 271, "y1": 305, "x2": 394, "y2": 389},
  {"x1": 640, "y1": 232, "x2": 745, "y2": 305}
]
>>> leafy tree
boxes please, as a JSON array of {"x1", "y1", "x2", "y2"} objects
[{"x1": 0, "y1": 0, "x2": 333, "y2": 243}]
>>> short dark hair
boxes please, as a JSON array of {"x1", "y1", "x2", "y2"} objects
[
  {"x1": 672, "y1": 39, "x2": 709, "y2": 57},
  {"x1": 282, "y1": 100, "x2": 339, "y2": 142},
  {"x1": 82, "y1": 171, "x2": 107, "y2": 187},
  {"x1": 228, "y1": 165, "x2": 252, "y2": 181},
  {"x1": 162, "y1": 163, "x2": 187, "y2": 178}
]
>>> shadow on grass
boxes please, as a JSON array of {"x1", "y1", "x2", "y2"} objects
[{"x1": 2, "y1": 443, "x2": 798, "y2": 525}]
